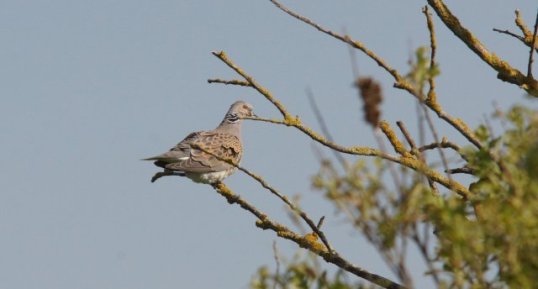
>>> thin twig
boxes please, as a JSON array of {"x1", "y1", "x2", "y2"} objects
[
  {"x1": 421, "y1": 5, "x2": 452, "y2": 181},
  {"x1": 344, "y1": 27, "x2": 361, "y2": 78},
  {"x1": 192, "y1": 144, "x2": 334, "y2": 253},
  {"x1": 306, "y1": 88, "x2": 348, "y2": 168},
  {"x1": 243, "y1": 116, "x2": 399, "y2": 160},
  {"x1": 397, "y1": 121, "x2": 440, "y2": 194},
  {"x1": 427, "y1": 0, "x2": 538, "y2": 96},
  {"x1": 347, "y1": 39, "x2": 405, "y2": 192},
  {"x1": 446, "y1": 167, "x2": 475, "y2": 175},
  {"x1": 493, "y1": 28, "x2": 526, "y2": 43},
  {"x1": 411, "y1": 224, "x2": 441, "y2": 285},
  {"x1": 500, "y1": 11, "x2": 538, "y2": 53},
  {"x1": 317, "y1": 216, "x2": 326, "y2": 229},
  {"x1": 268, "y1": 0, "x2": 483, "y2": 149},
  {"x1": 211, "y1": 183, "x2": 407, "y2": 289},
  {"x1": 492, "y1": 28, "x2": 538, "y2": 53},
  {"x1": 396, "y1": 121, "x2": 417, "y2": 153},
  {"x1": 246, "y1": 116, "x2": 470, "y2": 196},
  {"x1": 211, "y1": 51, "x2": 292, "y2": 119},
  {"x1": 374, "y1": 128, "x2": 403, "y2": 193},
  {"x1": 420, "y1": 106, "x2": 453, "y2": 181},
  {"x1": 207, "y1": 78, "x2": 251, "y2": 87},
  {"x1": 272, "y1": 241, "x2": 281, "y2": 289},
  {"x1": 423, "y1": 6, "x2": 437, "y2": 104},
  {"x1": 269, "y1": 0, "x2": 400, "y2": 83},
  {"x1": 527, "y1": 10, "x2": 538, "y2": 78},
  {"x1": 212, "y1": 51, "x2": 471, "y2": 197},
  {"x1": 418, "y1": 139, "x2": 461, "y2": 153}
]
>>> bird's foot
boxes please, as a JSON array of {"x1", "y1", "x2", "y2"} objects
[{"x1": 151, "y1": 172, "x2": 170, "y2": 183}]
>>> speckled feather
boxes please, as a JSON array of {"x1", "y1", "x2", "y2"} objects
[
  {"x1": 144, "y1": 100, "x2": 255, "y2": 184},
  {"x1": 151, "y1": 131, "x2": 242, "y2": 173}
]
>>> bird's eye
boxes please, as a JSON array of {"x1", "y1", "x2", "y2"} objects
[{"x1": 242, "y1": 104, "x2": 248, "y2": 109}]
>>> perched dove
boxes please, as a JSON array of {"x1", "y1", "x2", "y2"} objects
[{"x1": 144, "y1": 101, "x2": 256, "y2": 184}]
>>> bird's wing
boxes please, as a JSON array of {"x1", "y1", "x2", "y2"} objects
[
  {"x1": 143, "y1": 131, "x2": 203, "y2": 162},
  {"x1": 150, "y1": 132, "x2": 242, "y2": 173}
]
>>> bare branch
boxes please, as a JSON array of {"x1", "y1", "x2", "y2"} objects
[
  {"x1": 211, "y1": 182, "x2": 407, "y2": 289},
  {"x1": 426, "y1": 0, "x2": 538, "y2": 96},
  {"x1": 192, "y1": 144, "x2": 334, "y2": 253},
  {"x1": 317, "y1": 216, "x2": 326, "y2": 230},
  {"x1": 418, "y1": 139, "x2": 461, "y2": 153},
  {"x1": 396, "y1": 121, "x2": 440, "y2": 194},
  {"x1": 212, "y1": 51, "x2": 471, "y2": 198},
  {"x1": 211, "y1": 51, "x2": 292, "y2": 119},
  {"x1": 207, "y1": 78, "x2": 251, "y2": 87},
  {"x1": 493, "y1": 11, "x2": 538, "y2": 53},
  {"x1": 267, "y1": 0, "x2": 483, "y2": 150},
  {"x1": 379, "y1": 121, "x2": 412, "y2": 158},
  {"x1": 243, "y1": 116, "x2": 399, "y2": 159},
  {"x1": 446, "y1": 166, "x2": 475, "y2": 175},
  {"x1": 422, "y1": 6, "x2": 438, "y2": 104},
  {"x1": 268, "y1": 0, "x2": 402, "y2": 85},
  {"x1": 493, "y1": 28, "x2": 527, "y2": 45},
  {"x1": 396, "y1": 121, "x2": 417, "y2": 153},
  {"x1": 248, "y1": 115, "x2": 470, "y2": 197},
  {"x1": 421, "y1": 105, "x2": 454, "y2": 180}
]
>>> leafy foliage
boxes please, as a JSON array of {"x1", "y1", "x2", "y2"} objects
[
  {"x1": 242, "y1": 3, "x2": 538, "y2": 287},
  {"x1": 249, "y1": 64, "x2": 538, "y2": 289},
  {"x1": 308, "y1": 105, "x2": 538, "y2": 289}
]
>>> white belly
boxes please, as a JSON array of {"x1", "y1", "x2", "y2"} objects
[{"x1": 185, "y1": 168, "x2": 237, "y2": 184}]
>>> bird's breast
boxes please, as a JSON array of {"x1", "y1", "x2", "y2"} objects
[{"x1": 185, "y1": 168, "x2": 238, "y2": 184}]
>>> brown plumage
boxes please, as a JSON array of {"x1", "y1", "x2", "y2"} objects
[{"x1": 143, "y1": 101, "x2": 255, "y2": 184}]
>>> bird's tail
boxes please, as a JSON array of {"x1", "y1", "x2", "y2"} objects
[{"x1": 141, "y1": 156, "x2": 159, "y2": 161}]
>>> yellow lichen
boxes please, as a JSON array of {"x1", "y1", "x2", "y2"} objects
[{"x1": 379, "y1": 121, "x2": 413, "y2": 158}]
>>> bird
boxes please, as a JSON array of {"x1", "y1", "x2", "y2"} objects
[{"x1": 143, "y1": 100, "x2": 256, "y2": 184}]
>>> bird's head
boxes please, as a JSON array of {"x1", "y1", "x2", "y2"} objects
[{"x1": 224, "y1": 101, "x2": 256, "y2": 123}]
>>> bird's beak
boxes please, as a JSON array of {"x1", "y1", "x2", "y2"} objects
[{"x1": 250, "y1": 112, "x2": 258, "y2": 118}]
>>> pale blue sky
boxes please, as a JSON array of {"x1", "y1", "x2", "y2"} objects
[{"x1": 1, "y1": 1, "x2": 536, "y2": 288}]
